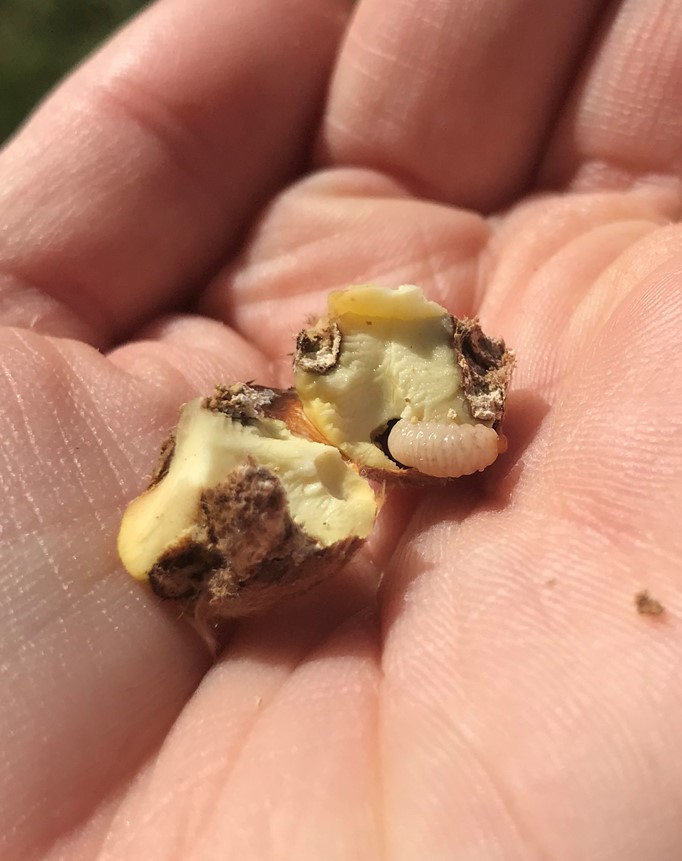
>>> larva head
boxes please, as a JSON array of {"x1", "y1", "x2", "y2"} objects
[
  {"x1": 294, "y1": 285, "x2": 514, "y2": 479},
  {"x1": 117, "y1": 384, "x2": 378, "y2": 619}
]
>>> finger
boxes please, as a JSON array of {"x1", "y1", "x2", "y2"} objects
[
  {"x1": 379, "y1": 500, "x2": 682, "y2": 859},
  {"x1": 541, "y1": 0, "x2": 682, "y2": 193},
  {"x1": 201, "y1": 168, "x2": 489, "y2": 362},
  {"x1": 108, "y1": 314, "x2": 275, "y2": 390},
  {"x1": 0, "y1": 322, "x2": 268, "y2": 859},
  {"x1": 93, "y1": 605, "x2": 381, "y2": 859},
  {"x1": 0, "y1": 0, "x2": 349, "y2": 346},
  {"x1": 376, "y1": 223, "x2": 682, "y2": 860},
  {"x1": 480, "y1": 211, "x2": 682, "y2": 544},
  {"x1": 478, "y1": 186, "x2": 677, "y2": 394},
  {"x1": 320, "y1": 0, "x2": 606, "y2": 211}
]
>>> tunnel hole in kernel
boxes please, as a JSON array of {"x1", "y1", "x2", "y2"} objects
[{"x1": 371, "y1": 419, "x2": 406, "y2": 468}]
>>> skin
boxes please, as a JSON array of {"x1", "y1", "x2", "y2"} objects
[{"x1": 2, "y1": 0, "x2": 682, "y2": 858}]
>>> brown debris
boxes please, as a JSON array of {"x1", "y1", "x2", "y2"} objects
[
  {"x1": 148, "y1": 430, "x2": 176, "y2": 488},
  {"x1": 294, "y1": 322, "x2": 342, "y2": 374},
  {"x1": 148, "y1": 464, "x2": 361, "y2": 618},
  {"x1": 205, "y1": 382, "x2": 280, "y2": 421},
  {"x1": 452, "y1": 317, "x2": 515, "y2": 430},
  {"x1": 634, "y1": 590, "x2": 665, "y2": 616},
  {"x1": 205, "y1": 382, "x2": 324, "y2": 444}
]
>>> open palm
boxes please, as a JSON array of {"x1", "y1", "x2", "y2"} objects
[{"x1": 2, "y1": 1, "x2": 682, "y2": 858}]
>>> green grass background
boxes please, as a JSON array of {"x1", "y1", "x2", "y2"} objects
[{"x1": 1, "y1": 0, "x2": 149, "y2": 142}]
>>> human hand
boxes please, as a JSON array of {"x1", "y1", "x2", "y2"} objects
[{"x1": 2, "y1": 0, "x2": 682, "y2": 858}]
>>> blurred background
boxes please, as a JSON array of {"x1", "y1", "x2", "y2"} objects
[{"x1": 1, "y1": 0, "x2": 149, "y2": 143}]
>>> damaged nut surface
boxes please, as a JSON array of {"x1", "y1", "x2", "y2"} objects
[
  {"x1": 118, "y1": 384, "x2": 377, "y2": 617},
  {"x1": 294, "y1": 284, "x2": 514, "y2": 477},
  {"x1": 119, "y1": 285, "x2": 514, "y2": 619}
]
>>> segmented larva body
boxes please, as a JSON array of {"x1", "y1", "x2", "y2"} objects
[{"x1": 386, "y1": 420, "x2": 502, "y2": 478}]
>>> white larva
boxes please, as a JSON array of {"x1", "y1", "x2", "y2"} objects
[{"x1": 386, "y1": 419, "x2": 502, "y2": 478}]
